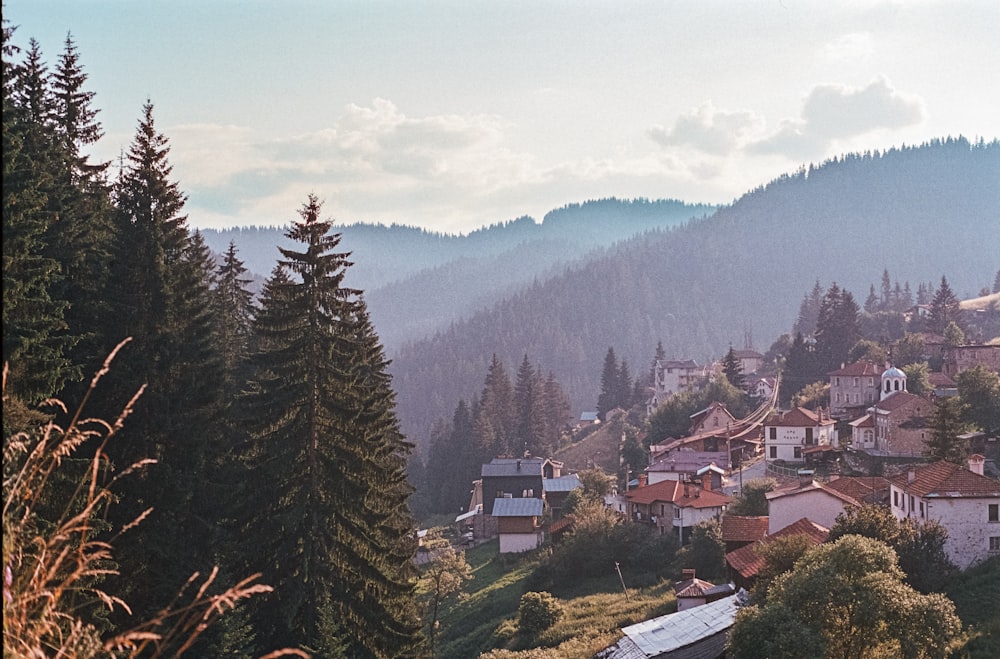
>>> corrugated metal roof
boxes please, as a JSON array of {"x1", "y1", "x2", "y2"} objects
[
  {"x1": 491, "y1": 497, "x2": 544, "y2": 517},
  {"x1": 481, "y1": 457, "x2": 548, "y2": 477},
  {"x1": 618, "y1": 592, "x2": 745, "y2": 657},
  {"x1": 544, "y1": 475, "x2": 582, "y2": 492}
]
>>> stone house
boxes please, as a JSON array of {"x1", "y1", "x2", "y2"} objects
[
  {"x1": 871, "y1": 391, "x2": 931, "y2": 458},
  {"x1": 942, "y1": 344, "x2": 1000, "y2": 378},
  {"x1": 889, "y1": 457, "x2": 1000, "y2": 569},
  {"x1": 828, "y1": 360, "x2": 881, "y2": 420}
]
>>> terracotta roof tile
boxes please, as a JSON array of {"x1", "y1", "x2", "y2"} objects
[
  {"x1": 825, "y1": 476, "x2": 891, "y2": 504},
  {"x1": 889, "y1": 461, "x2": 1000, "y2": 498},
  {"x1": 625, "y1": 480, "x2": 732, "y2": 509},
  {"x1": 765, "y1": 407, "x2": 834, "y2": 427},
  {"x1": 874, "y1": 391, "x2": 926, "y2": 412},
  {"x1": 725, "y1": 518, "x2": 829, "y2": 579},
  {"x1": 828, "y1": 361, "x2": 882, "y2": 377},
  {"x1": 721, "y1": 516, "x2": 769, "y2": 543}
]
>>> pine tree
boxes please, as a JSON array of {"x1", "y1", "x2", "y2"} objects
[
  {"x1": 241, "y1": 195, "x2": 422, "y2": 656},
  {"x1": 925, "y1": 397, "x2": 969, "y2": 464},
  {"x1": 100, "y1": 101, "x2": 225, "y2": 622},
  {"x1": 722, "y1": 345, "x2": 744, "y2": 389},
  {"x1": 476, "y1": 354, "x2": 515, "y2": 459},
  {"x1": 2, "y1": 28, "x2": 76, "y2": 402},
  {"x1": 597, "y1": 347, "x2": 619, "y2": 420},
  {"x1": 928, "y1": 275, "x2": 961, "y2": 334}
]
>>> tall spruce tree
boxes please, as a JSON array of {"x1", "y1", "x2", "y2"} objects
[
  {"x1": 2, "y1": 29, "x2": 77, "y2": 402},
  {"x1": 100, "y1": 101, "x2": 225, "y2": 623},
  {"x1": 475, "y1": 354, "x2": 515, "y2": 460},
  {"x1": 597, "y1": 346, "x2": 619, "y2": 420},
  {"x1": 928, "y1": 275, "x2": 961, "y2": 334},
  {"x1": 722, "y1": 345, "x2": 745, "y2": 390},
  {"x1": 241, "y1": 195, "x2": 422, "y2": 656},
  {"x1": 814, "y1": 283, "x2": 861, "y2": 373}
]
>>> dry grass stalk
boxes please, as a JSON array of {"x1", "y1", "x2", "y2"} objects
[{"x1": 2, "y1": 343, "x2": 307, "y2": 658}]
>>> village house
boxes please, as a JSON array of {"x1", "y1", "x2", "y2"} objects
[
  {"x1": 828, "y1": 360, "x2": 881, "y2": 420},
  {"x1": 480, "y1": 456, "x2": 561, "y2": 522},
  {"x1": 688, "y1": 401, "x2": 736, "y2": 435},
  {"x1": 942, "y1": 343, "x2": 1000, "y2": 378},
  {"x1": 763, "y1": 407, "x2": 837, "y2": 463},
  {"x1": 491, "y1": 497, "x2": 545, "y2": 553},
  {"x1": 765, "y1": 470, "x2": 860, "y2": 534},
  {"x1": 871, "y1": 391, "x2": 930, "y2": 458},
  {"x1": 542, "y1": 473, "x2": 582, "y2": 519},
  {"x1": 673, "y1": 569, "x2": 736, "y2": 612},
  {"x1": 746, "y1": 375, "x2": 777, "y2": 401},
  {"x1": 721, "y1": 515, "x2": 769, "y2": 554},
  {"x1": 647, "y1": 359, "x2": 707, "y2": 414},
  {"x1": 726, "y1": 518, "x2": 829, "y2": 591},
  {"x1": 889, "y1": 456, "x2": 1000, "y2": 569},
  {"x1": 734, "y1": 349, "x2": 764, "y2": 377},
  {"x1": 645, "y1": 449, "x2": 729, "y2": 486},
  {"x1": 624, "y1": 478, "x2": 731, "y2": 543}
]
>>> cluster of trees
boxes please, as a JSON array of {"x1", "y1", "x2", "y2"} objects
[
  {"x1": 416, "y1": 354, "x2": 573, "y2": 516},
  {"x1": 596, "y1": 346, "x2": 648, "y2": 419},
  {"x1": 3, "y1": 26, "x2": 422, "y2": 657}
]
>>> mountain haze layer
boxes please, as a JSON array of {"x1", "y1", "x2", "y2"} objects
[{"x1": 388, "y1": 138, "x2": 1000, "y2": 453}]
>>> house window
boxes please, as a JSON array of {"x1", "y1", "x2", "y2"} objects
[
  {"x1": 836, "y1": 392, "x2": 841, "y2": 403},
  {"x1": 919, "y1": 501, "x2": 924, "y2": 517},
  {"x1": 794, "y1": 447, "x2": 802, "y2": 459},
  {"x1": 893, "y1": 491, "x2": 899, "y2": 507},
  {"x1": 522, "y1": 489, "x2": 533, "y2": 497},
  {"x1": 805, "y1": 428, "x2": 813, "y2": 445},
  {"x1": 835, "y1": 377, "x2": 840, "y2": 387},
  {"x1": 854, "y1": 377, "x2": 859, "y2": 387},
  {"x1": 991, "y1": 537, "x2": 1000, "y2": 552},
  {"x1": 769, "y1": 446, "x2": 777, "y2": 459},
  {"x1": 990, "y1": 504, "x2": 999, "y2": 522},
  {"x1": 909, "y1": 495, "x2": 915, "y2": 513},
  {"x1": 769, "y1": 427, "x2": 777, "y2": 440},
  {"x1": 674, "y1": 507, "x2": 681, "y2": 519},
  {"x1": 660, "y1": 504, "x2": 665, "y2": 516}
]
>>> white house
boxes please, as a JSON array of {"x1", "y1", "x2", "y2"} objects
[
  {"x1": 625, "y1": 479, "x2": 731, "y2": 544},
  {"x1": 765, "y1": 470, "x2": 860, "y2": 534},
  {"x1": 888, "y1": 457, "x2": 1000, "y2": 569},
  {"x1": 763, "y1": 407, "x2": 838, "y2": 463}
]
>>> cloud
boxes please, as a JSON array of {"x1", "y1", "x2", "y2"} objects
[
  {"x1": 750, "y1": 76, "x2": 925, "y2": 158},
  {"x1": 649, "y1": 102, "x2": 764, "y2": 155},
  {"x1": 823, "y1": 32, "x2": 875, "y2": 61}
]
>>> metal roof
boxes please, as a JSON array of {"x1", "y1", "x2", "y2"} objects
[
  {"x1": 544, "y1": 475, "x2": 582, "y2": 492},
  {"x1": 607, "y1": 591, "x2": 747, "y2": 658},
  {"x1": 491, "y1": 497, "x2": 544, "y2": 517}
]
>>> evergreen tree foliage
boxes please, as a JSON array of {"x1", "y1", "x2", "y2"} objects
[
  {"x1": 213, "y1": 240, "x2": 257, "y2": 394},
  {"x1": 597, "y1": 347, "x2": 619, "y2": 419},
  {"x1": 241, "y1": 195, "x2": 422, "y2": 656},
  {"x1": 813, "y1": 283, "x2": 861, "y2": 374},
  {"x1": 780, "y1": 332, "x2": 817, "y2": 405},
  {"x1": 99, "y1": 101, "x2": 225, "y2": 620},
  {"x1": 793, "y1": 281, "x2": 824, "y2": 337},
  {"x1": 721, "y1": 345, "x2": 744, "y2": 389},
  {"x1": 925, "y1": 396, "x2": 970, "y2": 464},
  {"x1": 955, "y1": 365, "x2": 1000, "y2": 437},
  {"x1": 476, "y1": 354, "x2": 515, "y2": 460},
  {"x1": 928, "y1": 275, "x2": 961, "y2": 334},
  {"x1": 2, "y1": 28, "x2": 77, "y2": 402}
]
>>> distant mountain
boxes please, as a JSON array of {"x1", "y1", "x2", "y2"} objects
[
  {"x1": 389, "y1": 137, "x2": 1000, "y2": 454},
  {"x1": 200, "y1": 198, "x2": 714, "y2": 350}
]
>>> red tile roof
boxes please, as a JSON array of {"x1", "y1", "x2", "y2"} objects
[
  {"x1": 674, "y1": 577, "x2": 718, "y2": 598},
  {"x1": 765, "y1": 407, "x2": 834, "y2": 428},
  {"x1": 875, "y1": 391, "x2": 926, "y2": 412},
  {"x1": 721, "y1": 515, "x2": 769, "y2": 543},
  {"x1": 828, "y1": 360, "x2": 882, "y2": 377},
  {"x1": 825, "y1": 476, "x2": 891, "y2": 504},
  {"x1": 625, "y1": 480, "x2": 732, "y2": 509},
  {"x1": 725, "y1": 518, "x2": 829, "y2": 579},
  {"x1": 890, "y1": 461, "x2": 1000, "y2": 498}
]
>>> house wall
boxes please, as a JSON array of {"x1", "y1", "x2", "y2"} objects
[
  {"x1": 497, "y1": 516, "x2": 537, "y2": 534},
  {"x1": 499, "y1": 533, "x2": 542, "y2": 553},
  {"x1": 830, "y1": 375, "x2": 879, "y2": 419},
  {"x1": 875, "y1": 407, "x2": 928, "y2": 457},
  {"x1": 483, "y1": 475, "x2": 543, "y2": 516},
  {"x1": 673, "y1": 505, "x2": 726, "y2": 543},
  {"x1": 768, "y1": 489, "x2": 850, "y2": 534},
  {"x1": 891, "y1": 487, "x2": 1000, "y2": 569}
]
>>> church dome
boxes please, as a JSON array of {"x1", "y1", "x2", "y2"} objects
[{"x1": 882, "y1": 366, "x2": 906, "y2": 379}]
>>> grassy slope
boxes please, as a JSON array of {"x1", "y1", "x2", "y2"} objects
[{"x1": 434, "y1": 540, "x2": 677, "y2": 659}]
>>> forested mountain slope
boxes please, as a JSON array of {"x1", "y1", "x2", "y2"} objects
[
  {"x1": 391, "y1": 138, "x2": 1000, "y2": 453},
  {"x1": 201, "y1": 198, "x2": 713, "y2": 351}
]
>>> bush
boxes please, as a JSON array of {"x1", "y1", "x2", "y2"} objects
[{"x1": 517, "y1": 592, "x2": 563, "y2": 637}]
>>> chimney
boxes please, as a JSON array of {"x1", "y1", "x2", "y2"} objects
[
  {"x1": 638, "y1": 473, "x2": 648, "y2": 488},
  {"x1": 683, "y1": 481, "x2": 690, "y2": 498},
  {"x1": 968, "y1": 454, "x2": 985, "y2": 476},
  {"x1": 798, "y1": 469, "x2": 814, "y2": 488},
  {"x1": 906, "y1": 468, "x2": 915, "y2": 484},
  {"x1": 682, "y1": 569, "x2": 696, "y2": 581}
]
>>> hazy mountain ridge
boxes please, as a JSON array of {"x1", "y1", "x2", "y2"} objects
[
  {"x1": 201, "y1": 198, "x2": 714, "y2": 350},
  {"x1": 389, "y1": 137, "x2": 1000, "y2": 454}
]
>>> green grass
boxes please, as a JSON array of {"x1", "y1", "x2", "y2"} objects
[{"x1": 434, "y1": 540, "x2": 677, "y2": 659}]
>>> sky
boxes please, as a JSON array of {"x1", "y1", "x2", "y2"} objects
[{"x1": 6, "y1": 0, "x2": 999, "y2": 234}]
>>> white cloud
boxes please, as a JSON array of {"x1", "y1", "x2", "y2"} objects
[
  {"x1": 649, "y1": 102, "x2": 765, "y2": 155},
  {"x1": 750, "y1": 76, "x2": 925, "y2": 158},
  {"x1": 823, "y1": 32, "x2": 875, "y2": 61}
]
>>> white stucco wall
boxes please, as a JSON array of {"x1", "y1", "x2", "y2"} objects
[
  {"x1": 892, "y1": 488, "x2": 1000, "y2": 570},
  {"x1": 767, "y1": 488, "x2": 850, "y2": 534},
  {"x1": 498, "y1": 532, "x2": 542, "y2": 553}
]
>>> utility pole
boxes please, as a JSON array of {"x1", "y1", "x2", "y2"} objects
[{"x1": 615, "y1": 561, "x2": 630, "y2": 602}]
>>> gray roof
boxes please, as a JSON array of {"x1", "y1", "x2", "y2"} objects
[
  {"x1": 491, "y1": 497, "x2": 544, "y2": 517},
  {"x1": 544, "y1": 475, "x2": 582, "y2": 493},
  {"x1": 599, "y1": 591, "x2": 747, "y2": 658},
  {"x1": 481, "y1": 457, "x2": 549, "y2": 477}
]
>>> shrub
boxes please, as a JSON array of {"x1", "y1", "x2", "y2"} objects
[{"x1": 517, "y1": 591, "x2": 563, "y2": 637}]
